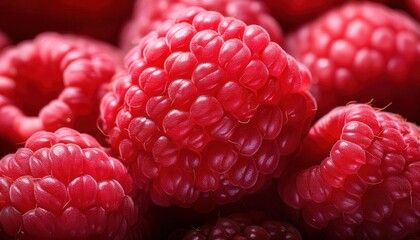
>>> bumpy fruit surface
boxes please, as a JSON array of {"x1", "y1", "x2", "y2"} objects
[
  {"x1": 119, "y1": 0, "x2": 283, "y2": 51},
  {"x1": 101, "y1": 7, "x2": 316, "y2": 210},
  {"x1": 0, "y1": 32, "x2": 122, "y2": 144},
  {"x1": 171, "y1": 211, "x2": 303, "y2": 239},
  {"x1": 0, "y1": 128, "x2": 138, "y2": 240},
  {"x1": 278, "y1": 104, "x2": 420, "y2": 239},
  {"x1": 286, "y1": 2, "x2": 420, "y2": 123}
]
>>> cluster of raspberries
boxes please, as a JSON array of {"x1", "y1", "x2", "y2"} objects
[{"x1": 0, "y1": 0, "x2": 419, "y2": 239}]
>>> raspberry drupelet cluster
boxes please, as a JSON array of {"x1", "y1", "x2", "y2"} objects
[
  {"x1": 100, "y1": 7, "x2": 316, "y2": 210},
  {"x1": 0, "y1": 32, "x2": 122, "y2": 144},
  {"x1": 119, "y1": 0, "x2": 283, "y2": 51},
  {"x1": 171, "y1": 211, "x2": 303, "y2": 239},
  {"x1": 286, "y1": 2, "x2": 420, "y2": 123},
  {"x1": 278, "y1": 103, "x2": 420, "y2": 240},
  {"x1": 0, "y1": 128, "x2": 138, "y2": 239}
]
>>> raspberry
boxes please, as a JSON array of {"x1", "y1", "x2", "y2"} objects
[
  {"x1": 0, "y1": 0, "x2": 134, "y2": 45},
  {"x1": 119, "y1": 0, "x2": 283, "y2": 51},
  {"x1": 0, "y1": 32, "x2": 122, "y2": 144},
  {"x1": 169, "y1": 211, "x2": 302, "y2": 240},
  {"x1": 278, "y1": 104, "x2": 420, "y2": 239},
  {"x1": 286, "y1": 2, "x2": 420, "y2": 123},
  {"x1": 0, "y1": 128, "x2": 139, "y2": 239},
  {"x1": 100, "y1": 7, "x2": 316, "y2": 210}
]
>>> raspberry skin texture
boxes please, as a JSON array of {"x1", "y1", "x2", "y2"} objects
[
  {"x1": 278, "y1": 103, "x2": 420, "y2": 240},
  {"x1": 119, "y1": 0, "x2": 283, "y2": 51},
  {"x1": 100, "y1": 7, "x2": 316, "y2": 210},
  {"x1": 170, "y1": 211, "x2": 302, "y2": 240},
  {"x1": 286, "y1": 2, "x2": 420, "y2": 123},
  {"x1": 0, "y1": 32, "x2": 122, "y2": 144},
  {"x1": 0, "y1": 127, "x2": 138, "y2": 240}
]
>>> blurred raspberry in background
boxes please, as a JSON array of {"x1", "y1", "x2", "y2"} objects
[{"x1": 0, "y1": 0, "x2": 135, "y2": 45}]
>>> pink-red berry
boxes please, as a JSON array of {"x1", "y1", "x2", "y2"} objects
[
  {"x1": 100, "y1": 7, "x2": 316, "y2": 210},
  {"x1": 0, "y1": 128, "x2": 139, "y2": 240},
  {"x1": 0, "y1": 32, "x2": 122, "y2": 144},
  {"x1": 119, "y1": 0, "x2": 283, "y2": 51},
  {"x1": 278, "y1": 104, "x2": 420, "y2": 239},
  {"x1": 171, "y1": 211, "x2": 302, "y2": 240},
  {"x1": 286, "y1": 2, "x2": 420, "y2": 123}
]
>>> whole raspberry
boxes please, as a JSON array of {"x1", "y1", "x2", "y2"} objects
[
  {"x1": 278, "y1": 104, "x2": 420, "y2": 239},
  {"x1": 0, "y1": 128, "x2": 139, "y2": 240},
  {"x1": 100, "y1": 7, "x2": 316, "y2": 210},
  {"x1": 286, "y1": 2, "x2": 420, "y2": 123},
  {"x1": 119, "y1": 0, "x2": 283, "y2": 51},
  {"x1": 0, "y1": 0, "x2": 134, "y2": 45},
  {"x1": 169, "y1": 211, "x2": 302, "y2": 240},
  {"x1": 0, "y1": 32, "x2": 122, "y2": 144}
]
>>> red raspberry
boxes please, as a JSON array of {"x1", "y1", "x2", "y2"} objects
[
  {"x1": 100, "y1": 7, "x2": 316, "y2": 210},
  {"x1": 278, "y1": 104, "x2": 420, "y2": 239},
  {"x1": 286, "y1": 2, "x2": 420, "y2": 123},
  {"x1": 0, "y1": 32, "x2": 122, "y2": 144},
  {"x1": 0, "y1": 0, "x2": 134, "y2": 45},
  {"x1": 0, "y1": 127, "x2": 138, "y2": 240},
  {"x1": 119, "y1": 0, "x2": 283, "y2": 51},
  {"x1": 170, "y1": 211, "x2": 302, "y2": 239}
]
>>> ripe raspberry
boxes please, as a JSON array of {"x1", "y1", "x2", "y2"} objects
[
  {"x1": 278, "y1": 104, "x2": 420, "y2": 239},
  {"x1": 119, "y1": 0, "x2": 283, "y2": 51},
  {"x1": 0, "y1": 0, "x2": 134, "y2": 45},
  {"x1": 100, "y1": 7, "x2": 316, "y2": 210},
  {"x1": 0, "y1": 127, "x2": 138, "y2": 240},
  {"x1": 286, "y1": 2, "x2": 420, "y2": 123},
  {"x1": 0, "y1": 32, "x2": 122, "y2": 144},
  {"x1": 170, "y1": 211, "x2": 302, "y2": 240}
]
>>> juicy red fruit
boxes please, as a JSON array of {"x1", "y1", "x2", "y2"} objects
[
  {"x1": 101, "y1": 7, "x2": 316, "y2": 210},
  {"x1": 286, "y1": 2, "x2": 420, "y2": 123},
  {"x1": 278, "y1": 104, "x2": 420, "y2": 239},
  {"x1": 119, "y1": 0, "x2": 283, "y2": 51},
  {"x1": 172, "y1": 211, "x2": 303, "y2": 240},
  {"x1": 0, "y1": 32, "x2": 121, "y2": 144},
  {"x1": 0, "y1": 128, "x2": 138, "y2": 239}
]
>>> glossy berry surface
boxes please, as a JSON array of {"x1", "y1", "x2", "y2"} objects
[
  {"x1": 286, "y1": 2, "x2": 420, "y2": 123},
  {"x1": 100, "y1": 7, "x2": 316, "y2": 210},
  {"x1": 0, "y1": 32, "x2": 122, "y2": 143},
  {"x1": 119, "y1": 0, "x2": 283, "y2": 51},
  {"x1": 278, "y1": 104, "x2": 420, "y2": 239},
  {"x1": 0, "y1": 128, "x2": 138, "y2": 240},
  {"x1": 172, "y1": 211, "x2": 302, "y2": 240}
]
